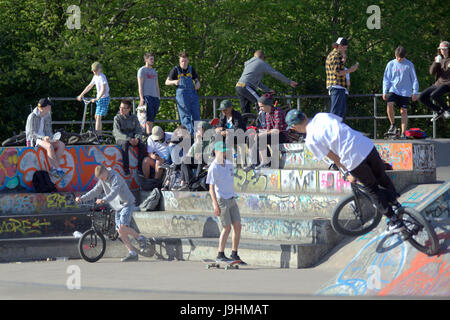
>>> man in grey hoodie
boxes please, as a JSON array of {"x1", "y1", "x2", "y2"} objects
[
  {"x1": 76, "y1": 165, "x2": 148, "y2": 262},
  {"x1": 235, "y1": 50, "x2": 298, "y2": 114},
  {"x1": 25, "y1": 98, "x2": 66, "y2": 178},
  {"x1": 113, "y1": 100, "x2": 147, "y2": 176}
]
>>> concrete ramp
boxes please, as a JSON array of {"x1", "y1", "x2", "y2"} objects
[{"x1": 317, "y1": 181, "x2": 450, "y2": 297}]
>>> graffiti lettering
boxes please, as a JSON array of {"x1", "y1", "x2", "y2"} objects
[{"x1": 0, "y1": 217, "x2": 51, "y2": 236}]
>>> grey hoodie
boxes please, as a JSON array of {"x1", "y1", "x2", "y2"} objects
[
  {"x1": 80, "y1": 168, "x2": 135, "y2": 211},
  {"x1": 25, "y1": 107, "x2": 53, "y2": 146},
  {"x1": 238, "y1": 57, "x2": 292, "y2": 92}
]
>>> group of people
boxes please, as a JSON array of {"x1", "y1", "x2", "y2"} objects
[
  {"x1": 23, "y1": 38, "x2": 449, "y2": 264},
  {"x1": 327, "y1": 38, "x2": 450, "y2": 138}
]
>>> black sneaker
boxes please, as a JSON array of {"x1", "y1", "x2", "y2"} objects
[
  {"x1": 230, "y1": 255, "x2": 247, "y2": 265},
  {"x1": 121, "y1": 252, "x2": 139, "y2": 262},
  {"x1": 216, "y1": 255, "x2": 233, "y2": 263},
  {"x1": 386, "y1": 217, "x2": 405, "y2": 234},
  {"x1": 387, "y1": 124, "x2": 397, "y2": 135}
]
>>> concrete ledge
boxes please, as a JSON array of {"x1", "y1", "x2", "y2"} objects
[{"x1": 134, "y1": 211, "x2": 341, "y2": 243}]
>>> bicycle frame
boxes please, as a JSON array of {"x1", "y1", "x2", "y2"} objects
[{"x1": 84, "y1": 204, "x2": 117, "y2": 240}]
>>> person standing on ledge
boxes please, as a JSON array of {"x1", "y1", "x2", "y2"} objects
[
  {"x1": 382, "y1": 46, "x2": 419, "y2": 138},
  {"x1": 235, "y1": 50, "x2": 298, "y2": 114},
  {"x1": 325, "y1": 37, "x2": 359, "y2": 120},
  {"x1": 165, "y1": 52, "x2": 201, "y2": 135}
]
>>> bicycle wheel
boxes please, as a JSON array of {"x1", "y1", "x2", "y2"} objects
[
  {"x1": 78, "y1": 229, "x2": 106, "y2": 263},
  {"x1": 399, "y1": 207, "x2": 439, "y2": 256},
  {"x1": 2, "y1": 132, "x2": 26, "y2": 147},
  {"x1": 331, "y1": 194, "x2": 382, "y2": 236}
]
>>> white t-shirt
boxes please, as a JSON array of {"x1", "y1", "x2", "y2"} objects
[
  {"x1": 89, "y1": 73, "x2": 110, "y2": 99},
  {"x1": 147, "y1": 132, "x2": 173, "y2": 160},
  {"x1": 305, "y1": 113, "x2": 373, "y2": 171},
  {"x1": 206, "y1": 159, "x2": 236, "y2": 199}
]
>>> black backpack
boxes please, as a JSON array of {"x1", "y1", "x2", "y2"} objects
[
  {"x1": 188, "y1": 170, "x2": 209, "y2": 191},
  {"x1": 135, "y1": 174, "x2": 162, "y2": 191},
  {"x1": 32, "y1": 170, "x2": 57, "y2": 193}
]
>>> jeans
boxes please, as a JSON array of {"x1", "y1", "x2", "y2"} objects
[
  {"x1": 329, "y1": 88, "x2": 347, "y2": 119},
  {"x1": 118, "y1": 139, "x2": 147, "y2": 173},
  {"x1": 350, "y1": 148, "x2": 398, "y2": 218},
  {"x1": 419, "y1": 84, "x2": 450, "y2": 112},
  {"x1": 176, "y1": 89, "x2": 200, "y2": 135}
]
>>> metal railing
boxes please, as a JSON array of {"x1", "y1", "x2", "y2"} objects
[{"x1": 49, "y1": 94, "x2": 438, "y2": 138}]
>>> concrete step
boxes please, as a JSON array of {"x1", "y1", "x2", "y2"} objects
[
  {"x1": 0, "y1": 236, "x2": 341, "y2": 268},
  {"x1": 159, "y1": 191, "x2": 346, "y2": 218},
  {"x1": 133, "y1": 211, "x2": 342, "y2": 244}
]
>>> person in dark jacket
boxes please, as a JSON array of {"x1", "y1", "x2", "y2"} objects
[
  {"x1": 113, "y1": 100, "x2": 147, "y2": 176},
  {"x1": 419, "y1": 41, "x2": 450, "y2": 121}
]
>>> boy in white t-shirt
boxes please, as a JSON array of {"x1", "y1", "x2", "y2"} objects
[
  {"x1": 142, "y1": 126, "x2": 172, "y2": 179},
  {"x1": 77, "y1": 62, "x2": 110, "y2": 141},
  {"x1": 206, "y1": 141, "x2": 246, "y2": 264},
  {"x1": 285, "y1": 110, "x2": 404, "y2": 233}
]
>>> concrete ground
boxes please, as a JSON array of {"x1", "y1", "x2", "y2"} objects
[{"x1": 0, "y1": 258, "x2": 337, "y2": 300}]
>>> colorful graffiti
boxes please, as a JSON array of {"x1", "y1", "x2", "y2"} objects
[
  {"x1": 0, "y1": 145, "x2": 139, "y2": 192},
  {"x1": 0, "y1": 193, "x2": 82, "y2": 215},
  {"x1": 234, "y1": 168, "x2": 351, "y2": 193},
  {"x1": 279, "y1": 142, "x2": 435, "y2": 171},
  {"x1": 0, "y1": 214, "x2": 90, "y2": 238}
]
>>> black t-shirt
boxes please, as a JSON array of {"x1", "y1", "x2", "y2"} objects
[{"x1": 167, "y1": 66, "x2": 199, "y2": 81}]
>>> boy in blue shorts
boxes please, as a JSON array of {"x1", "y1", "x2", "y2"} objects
[
  {"x1": 76, "y1": 165, "x2": 148, "y2": 262},
  {"x1": 78, "y1": 62, "x2": 110, "y2": 142},
  {"x1": 138, "y1": 52, "x2": 160, "y2": 135}
]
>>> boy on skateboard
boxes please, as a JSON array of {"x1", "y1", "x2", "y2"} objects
[{"x1": 206, "y1": 141, "x2": 246, "y2": 264}]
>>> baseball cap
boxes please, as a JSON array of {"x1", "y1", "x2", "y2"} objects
[
  {"x1": 258, "y1": 94, "x2": 273, "y2": 106},
  {"x1": 335, "y1": 37, "x2": 349, "y2": 46},
  {"x1": 213, "y1": 141, "x2": 228, "y2": 152},
  {"x1": 38, "y1": 98, "x2": 53, "y2": 108},
  {"x1": 218, "y1": 100, "x2": 233, "y2": 110},
  {"x1": 285, "y1": 109, "x2": 307, "y2": 128},
  {"x1": 150, "y1": 126, "x2": 165, "y2": 141},
  {"x1": 438, "y1": 41, "x2": 450, "y2": 49}
]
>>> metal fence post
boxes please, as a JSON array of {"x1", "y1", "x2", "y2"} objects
[
  {"x1": 213, "y1": 98, "x2": 217, "y2": 119},
  {"x1": 373, "y1": 95, "x2": 378, "y2": 139},
  {"x1": 132, "y1": 99, "x2": 136, "y2": 115},
  {"x1": 297, "y1": 97, "x2": 301, "y2": 111},
  {"x1": 433, "y1": 113, "x2": 436, "y2": 138}
]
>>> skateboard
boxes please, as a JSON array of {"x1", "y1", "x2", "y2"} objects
[
  {"x1": 384, "y1": 129, "x2": 400, "y2": 140},
  {"x1": 203, "y1": 259, "x2": 244, "y2": 270}
]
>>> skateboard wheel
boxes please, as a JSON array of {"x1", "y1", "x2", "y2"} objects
[
  {"x1": 235, "y1": 265, "x2": 239, "y2": 269},
  {"x1": 206, "y1": 265, "x2": 211, "y2": 269},
  {"x1": 225, "y1": 266, "x2": 229, "y2": 270}
]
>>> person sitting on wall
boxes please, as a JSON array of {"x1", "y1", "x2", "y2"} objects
[
  {"x1": 113, "y1": 100, "x2": 147, "y2": 176},
  {"x1": 143, "y1": 126, "x2": 172, "y2": 179},
  {"x1": 25, "y1": 98, "x2": 66, "y2": 179}
]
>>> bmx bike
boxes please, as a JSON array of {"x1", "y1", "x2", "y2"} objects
[{"x1": 330, "y1": 165, "x2": 439, "y2": 256}]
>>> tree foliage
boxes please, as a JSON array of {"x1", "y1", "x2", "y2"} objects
[{"x1": 0, "y1": 0, "x2": 448, "y2": 140}]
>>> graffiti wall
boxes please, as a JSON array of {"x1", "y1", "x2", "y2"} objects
[
  {"x1": 318, "y1": 182, "x2": 450, "y2": 296},
  {"x1": 0, "y1": 214, "x2": 91, "y2": 239},
  {"x1": 280, "y1": 142, "x2": 435, "y2": 171},
  {"x1": 234, "y1": 168, "x2": 351, "y2": 193},
  {"x1": 0, "y1": 192, "x2": 85, "y2": 215},
  {"x1": 0, "y1": 145, "x2": 139, "y2": 193}
]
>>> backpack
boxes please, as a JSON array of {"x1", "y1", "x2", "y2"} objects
[
  {"x1": 405, "y1": 128, "x2": 427, "y2": 139},
  {"x1": 169, "y1": 169, "x2": 183, "y2": 190},
  {"x1": 188, "y1": 170, "x2": 209, "y2": 191},
  {"x1": 32, "y1": 170, "x2": 57, "y2": 193},
  {"x1": 139, "y1": 188, "x2": 162, "y2": 211}
]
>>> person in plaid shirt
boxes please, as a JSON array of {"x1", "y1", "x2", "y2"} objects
[
  {"x1": 247, "y1": 94, "x2": 287, "y2": 169},
  {"x1": 326, "y1": 37, "x2": 359, "y2": 119}
]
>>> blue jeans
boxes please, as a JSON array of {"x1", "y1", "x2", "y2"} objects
[
  {"x1": 176, "y1": 89, "x2": 200, "y2": 135},
  {"x1": 115, "y1": 205, "x2": 133, "y2": 229},
  {"x1": 144, "y1": 96, "x2": 160, "y2": 122},
  {"x1": 329, "y1": 88, "x2": 347, "y2": 119}
]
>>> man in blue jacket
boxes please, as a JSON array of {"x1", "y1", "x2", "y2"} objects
[{"x1": 382, "y1": 46, "x2": 419, "y2": 138}]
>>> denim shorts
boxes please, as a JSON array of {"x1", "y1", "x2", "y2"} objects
[
  {"x1": 144, "y1": 96, "x2": 160, "y2": 122},
  {"x1": 115, "y1": 205, "x2": 134, "y2": 229},
  {"x1": 95, "y1": 97, "x2": 110, "y2": 116}
]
